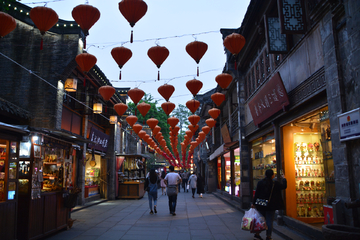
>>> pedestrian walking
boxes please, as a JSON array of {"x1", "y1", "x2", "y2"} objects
[
  {"x1": 145, "y1": 169, "x2": 158, "y2": 214},
  {"x1": 164, "y1": 166, "x2": 181, "y2": 216},
  {"x1": 181, "y1": 170, "x2": 190, "y2": 192},
  {"x1": 178, "y1": 170, "x2": 183, "y2": 192},
  {"x1": 252, "y1": 169, "x2": 287, "y2": 240},
  {"x1": 188, "y1": 172, "x2": 197, "y2": 198},
  {"x1": 160, "y1": 171, "x2": 167, "y2": 195},
  {"x1": 196, "y1": 173, "x2": 205, "y2": 198}
]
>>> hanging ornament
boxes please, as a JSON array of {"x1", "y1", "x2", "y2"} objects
[
  {"x1": 0, "y1": 12, "x2": 16, "y2": 38},
  {"x1": 126, "y1": 115, "x2": 138, "y2": 127},
  {"x1": 208, "y1": 108, "x2": 221, "y2": 119},
  {"x1": 138, "y1": 130, "x2": 146, "y2": 139},
  {"x1": 152, "y1": 125, "x2": 161, "y2": 136},
  {"x1": 202, "y1": 126, "x2": 210, "y2": 135},
  {"x1": 211, "y1": 92, "x2": 226, "y2": 106},
  {"x1": 75, "y1": 53, "x2": 97, "y2": 87},
  {"x1": 185, "y1": 40, "x2": 208, "y2": 76},
  {"x1": 136, "y1": 102, "x2": 151, "y2": 117},
  {"x1": 206, "y1": 118, "x2": 216, "y2": 128},
  {"x1": 114, "y1": 103, "x2": 128, "y2": 116},
  {"x1": 132, "y1": 124, "x2": 142, "y2": 134},
  {"x1": 146, "y1": 118, "x2": 158, "y2": 130},
  {"x1": 29, "y1": 6, "x2": 58, "y2": 50},
  {"x1": 188, "y1": 124, "x2": 199, "y2": 133},
  {"x1": 111, "y1": 46, "x2": 132, "y2": 80},
  {"x1": 167, "y1": 117, "x2": 179, "y2": 129},
  {"x1": 72, "y1": 4, "x2": 100, "y2": 49},
  {"x1": 127, "y1": 87, "x2": 144, "y2": 105},
  {"x1": 158, "y1": 84, "x2": 175, "y2": 102},
  {"x1": 186, "y1": 79, "x2": 203, "y2": 97},
  {"x1": 148, "y1": 45, "x2": 169, "y2": 80},
  {"x1": 118, "y1": 0, "x2": 148, "y2": 43},
  {"x1": 98, "y1": 85, "x2": 115, "y2": 101},
  {"x1": 161, "y1": 102, "x2": 175, "y2": 115},
  {"x1": 186, "y1": 99, "x2": 200, "y2": 114},
  {"x1": 215, "y1": 73, "x2": 233, "y2": 90},
  {"x1": 188, "y1": 115, "x2": 200, "y2": 126},
  {"x1": 223, "y1": 33, "x2": 246, "y2": 70}
]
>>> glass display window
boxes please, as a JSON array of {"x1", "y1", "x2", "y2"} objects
[
  {"x1": 234, "y1": 148, "x2": 241, "y2": 197},
  {"x1": 85, "y1": 152, "x2": 101, "y2": 186},
  {"x1": 217, "y1": 157, "x2": 221, "y2": 190},
  {"x1": 224, "y1": 153, "x2": 231, "y2": 193},
  {"x1": 42, "y1": 147, "x2": 65, "y2": 192}
]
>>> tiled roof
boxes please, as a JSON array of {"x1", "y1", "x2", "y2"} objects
[{"x1": 0, "y1": 97, "x2": 31, "y2": 119}]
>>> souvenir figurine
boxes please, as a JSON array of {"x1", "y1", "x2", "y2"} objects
[{"x1": 314, "y1": 142, "x2": 320, "y2": 152}]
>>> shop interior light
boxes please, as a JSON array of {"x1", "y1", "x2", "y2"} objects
[
  {"x1": 32, "y1": 135, "x2": 38, "y2": 142},
  {"x1": 64, "y1": 78, "x2": 77, "y2": 92},
  {"x1": 301, "y1": 127, "x2": 304, "y2": 131},
  {"x1": 109, "y1": 115, "x2": 117, "y2": 124},
  {"x1": 93, "y1": 103, "x2": 102, "y2": 114}
]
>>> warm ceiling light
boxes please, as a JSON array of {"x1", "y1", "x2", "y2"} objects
[
  {"x1": 93, "y1": 103, "x2": 102, "y2": 114},
  {"x1": 64, "y1": 78, "x2": 77, "y2": 92}
]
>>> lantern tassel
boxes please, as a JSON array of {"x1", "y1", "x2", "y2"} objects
[
  {"x1": 119, "y1": 71, "x2": 122, "y2": 80},
  {"x1": 197, "y1": 66, "x2": 199, "y2": 76},
  {"x1": 158, "y1": 70, "x2": 160, "y2": 81},
  {"x1": 40, "y1": 38, "x2": 43, "y2": 50},
  {"x1": 130, "y1": 30, "x2": 133, "y2": 43}
]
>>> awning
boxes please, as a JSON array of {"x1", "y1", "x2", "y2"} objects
[
  {"x1": 0, "y1": 122, "x2": 29, "y2": 134},
  {"x1": 209, "y1": 143, "x2": 225, "y2": 161},
  {"x1": 116, "y1": 153, "x2": 150, "y2": 159},
  {"x1": 29, "y1": 127, "x2": 95, "y2": 145},
  {"x1": 224, "y1": 141, "x2": 239, "y2": 149}
]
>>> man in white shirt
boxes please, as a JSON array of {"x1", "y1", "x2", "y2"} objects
[{"x1": 164, "y1": 166, "x2": 182, "y2": 216}]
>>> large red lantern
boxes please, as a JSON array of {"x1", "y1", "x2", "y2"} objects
[
  {"x1": 185, "y1": 40, "x2": 208, "y2": 76},
  {"x1": 127, "y1": 87, "x2": 144, "y2": 105},
  {"x1": 132, "y1": 124, "x2": 142, "y2": 134},
  {"x1": 114, "y1": 103, "x2": 128, "y2": 116},
  {"x1": 211, "y1": 92, "x2": 226, "y2": 107},
  {"x1": 126, "y1": 115, "x2": 138, "y2": 127},
  {"x1": 119, "y1": 0, "x2": 147, "y2": 43},
  {"x1": 75, "y1": 53, "x2": 97, "y2": 86},
  {"x1": 161, "y1": 102, "x2": 175, "y2": 116},
  {"x1": 206, "y1": 118, "x2": 216, "y2": 128},
  {"x1": 167, "y1": 117, "x2": 179, "y2": 129},
  {"x1": 29, "y1": 6, "x2": 58, "y2": 50},
  {"x1": 0, "y1": 12, "x2": 16, "y2": 38},
  {"x1": 223, "y1": 33, "x2": 246, "y2": 70},
  {"x1": 148, "y1": 45, "x2": 169, "y2": 80},
  {"x1": 216, "y1": 73, "x2": 233, "y2": 90},
  {"x1": 158, "y1": 84, "x2": 175, "y2": 102},
  {"x1": 98, "y1": 85, "x2": 115, "y2": 101},
  {"x1": 146, "y1": 118, "x2": 158, "y2": 130},
  {"x1": 186, "y1": 99, "x2": 200, "y2": 114},
  {"x1": 72, "y1": 4, "x2": 100, "y2": 49},
  {"x1": 111, "y1": 46, "x2": 132, "y2": 80},
  {"x1": 188, "y1": 115, "x2": 200, "y2": 126},
  {"x1": 208, "y1": 108, "x2": 221, "y2": 119},
  {"x1": 186, "y1": 79, "x2": 203, "y2": 97},
  {"x1": 136, "y1": 102, "x2": 151, "y2": 117}
]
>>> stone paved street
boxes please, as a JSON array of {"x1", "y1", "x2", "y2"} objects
[{"x1": 45, "y1": 190, "x2": 285, "y2": 240}]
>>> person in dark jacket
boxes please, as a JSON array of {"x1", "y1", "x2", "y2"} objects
[
  {"x1": 146, "y1": 169, "x2": 158, "y2": 214},
  {"x1": 252, "y1": 169, "x2": 287, "y2": 240},
  {"x1": 196, "y1": 174, "x2": 205, "y2": 198}
]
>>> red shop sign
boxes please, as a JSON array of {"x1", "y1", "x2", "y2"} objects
[{"x1": 248, "y1": 72, "x2": 289, "y2": 126}]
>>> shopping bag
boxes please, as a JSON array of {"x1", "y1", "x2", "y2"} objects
[
  {"x1": 250, "y1": 209, "x2": 267, "y2": 233},
  {"x1": 241, "y1": 208, "x2": 256, "y2": 231},
  {"x1": 187, "y1": 184, "x2": 190, "y2": 190}
]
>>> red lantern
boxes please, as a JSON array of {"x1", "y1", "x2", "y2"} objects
[
  {"x1": 211, "y1": 92, "x2": 225, "y2": 107},
  {"x1": 126, "y1": 115, "x2": 138, "y2": 127},
  {"x1": 158, "y1": 84, "x2": 175, "y2": 102},
  {"x1": 111, "y1": 46, "x2": 132, "y2": 80},
  {"x1": 0, "y1": 12, "x2": 16, "y2": 38},
  {"x1": 118, "y1": 0, "x2": 147, "y2": 43},
  {"x1": 223, "y1": 33, "x2": 246, "y2": 70},
  {"x1": 76, "y1": 53, "x2": 97, "y2": 73},
  {"x1": 136, "y1": 102, "x2": 151, "y2": 117},
  {"x1": 132, "y1": 124, "x2": 142, "y2": 134},
  {"x1": 208, "y1": 108, "x2": 221, "y2": 119},
  {"x1": 186, "y1": 79, "x2": 203, "y2": 97},
  {"x1": 215, "y1": 73, "x2": 233, "y2": 89},
  {"x1": 202, "y1": 126, "x2": 210, "y2": 135},
  {"x1": 148, "y1": 45, "x2": 169, "y2": 80},
  {"x1": 167, "y1": 117, "x2": 179, "y2": 129},
  {"x1": 114, "y1": 103, "x2": 128, "y2": 116},
  {"x1": 72, "y1": 4, "x2": 100, "y2": 49},
  {"x1": 173, "y1": 126, "x2": 180, "y2": 135},
  {"x1": 29, "y1": 6, "x2": 58, "y2": 50},
  {"x1": 161, "y1": 102, "x2": 175, "y2": 116},
  {"x1": 127, "y1": 87, "x2": 144, "y2": 105},
  {"x1": 185, "y1": 130, "x2": 193, "y2": 138},
  {"x1": 206, "y1": 118, "x2": 216, "y2": 128},
  {"x1": 185, "y1": 41, "x2": 208, "y2": 76},
  {"x1": 188, "y1": 124, "x2": 199, "y2": 133},
  {"x1": 186, "y1": 99, "x2": 200, "y2": 114},
  {"x1": 152, "y1": 126, "x2": 161, "y2": 136},
  {"x1": 188, "y1": 115, "x2": 200, "y2": 126},
  {"x1": 146, "y1": 118, "x2": 158, "y2": 130},
  {"x1": 138, "y1": 130, "x2": 146, "y2": 139},
  {"x1": 98, "y1": 85, "x2": 115, "y2": 101}
]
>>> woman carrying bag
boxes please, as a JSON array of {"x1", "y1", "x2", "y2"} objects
[
  {"x1": 252, "y1": 169, "x2": 287, "y2": 240},
  {"x1": 145, "y1": 169, "x2": 159, "y2": 214}
]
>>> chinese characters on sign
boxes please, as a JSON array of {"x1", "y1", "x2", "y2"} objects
[
  {"x1": 248, "y1": 72, "x2": 289, "y2": 126},
  {"x1": 88, "y1": 127, "x2": 109, "y2": 152},
  {"x1": 338, "y1": 108, "x2": 360, "y2": 142}
]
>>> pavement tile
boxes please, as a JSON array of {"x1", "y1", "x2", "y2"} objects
[{"x1": 95, "y1": 230, "x2": 126, "y2": 240}]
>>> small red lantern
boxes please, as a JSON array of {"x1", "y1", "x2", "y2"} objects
[
  {"x1": 211, "y1": 92, "x2": 225, "y2": 107},
  {"x1": 185, "y1": 40, "x2": 208, "y2": 76},
  {"x1": 127, "y1": 87, "x2": 144, "y2": 105},
  {"x1": 208, "y1": 108, "x2": 221, "y2": 119},
  {"x1": 152, "y1": 125, "x2": 161, "y2": 136},
  {"x1": 188, "y1": 115, "x2": 200, "y2": 126},
  {"x1": 158, "y1": 84, "x2": 175, "y2": 102},
  {"x1": 98, "y1": 85, "x2": 115, "y2": 101},
  {"x1": 186, "y1": 99, "x2": 200, "y2": 114},
  {"x1": 167, "y1": 117, "x2": 179, "y2": 129},
  {"x1": 111, "y1": 46, "x2": 132, "y2": 80},
  {"x1": 0, "y1": 12, "x2": 16, "y2": 38},
  {"x1": 215, "y1": 73, "x2": 233, "y2": 89},
  {"x1": 202, "y1": 126, "x2": 210, "y2": 135},
  {"x1": 132, "y1": 124, "x2": 142, "y2": 134},
  {"x1": 186, "y1": 79, "x2": 203, "y2": 97},
  {"x1": 126, "y1": 115, "x2": 138, "y2": 127},
  {"x1": 148, "y1": 45, "x2": 169, "y2": 80},
  {"x1": 188, "y1": 124, "x2": 199, "y2": 133},
  {"x1": 161, "y1": 102, "x2": 175, "y2": 116},
  {"x1": 206, "y1": 118, "x2": 216, "y2": 128},
  {"x1": 30, "y1": 6, "x2": 58, "y2": 50},
  {"x1": 72, "y1": 4, "x2": 100, "y2": 49},
  {"x1": 223, "y1": 33, "x2": 246, "y2": 70},
  {"x1": 136, "y1": 102, "x2": 151, "y2": 117},
  {"x1": 138, "y1": 130, "x2": 146, "y2": 139},
  {"x1": 146, "y1": 118, "x2": 158, "y2": 130},
  {"x1": 119, "y1": 0, "x2": 148, "y2": 43},
  {"x1": 185, "y1": 130, "x2": 193, "y2": 138},
  {"x1": 114, "y1": 103, "x2": 128, "y2": 116}
]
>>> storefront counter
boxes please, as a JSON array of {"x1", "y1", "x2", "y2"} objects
[
  {"x1": 118, "y1": 181, "x2": 144, "y2": 199},
  {"x1": 85, "y1": 185, "x2": 99, "y2": 198}
]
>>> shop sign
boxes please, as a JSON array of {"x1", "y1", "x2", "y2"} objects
[
  {"x1": 43, "y1": 136, "x2": 72, "y2": 150},
  {"x1": 248, "y1": 72, "x2": 289, "y2": 126},
  {"x1": 88, "y1": 128, "x2": 109, "y2": 152},
  {"x1": 338, "y1": 108, "x2": 360, "y2": 142}
]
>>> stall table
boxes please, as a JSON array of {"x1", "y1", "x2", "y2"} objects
[{"x1": 118, "y1": 181, "x2": 144, "y2": 199}]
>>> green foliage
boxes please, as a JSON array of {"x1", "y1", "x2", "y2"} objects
[{"x1": 1, "y1": 0, "x2": 17, "y2": 12}]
